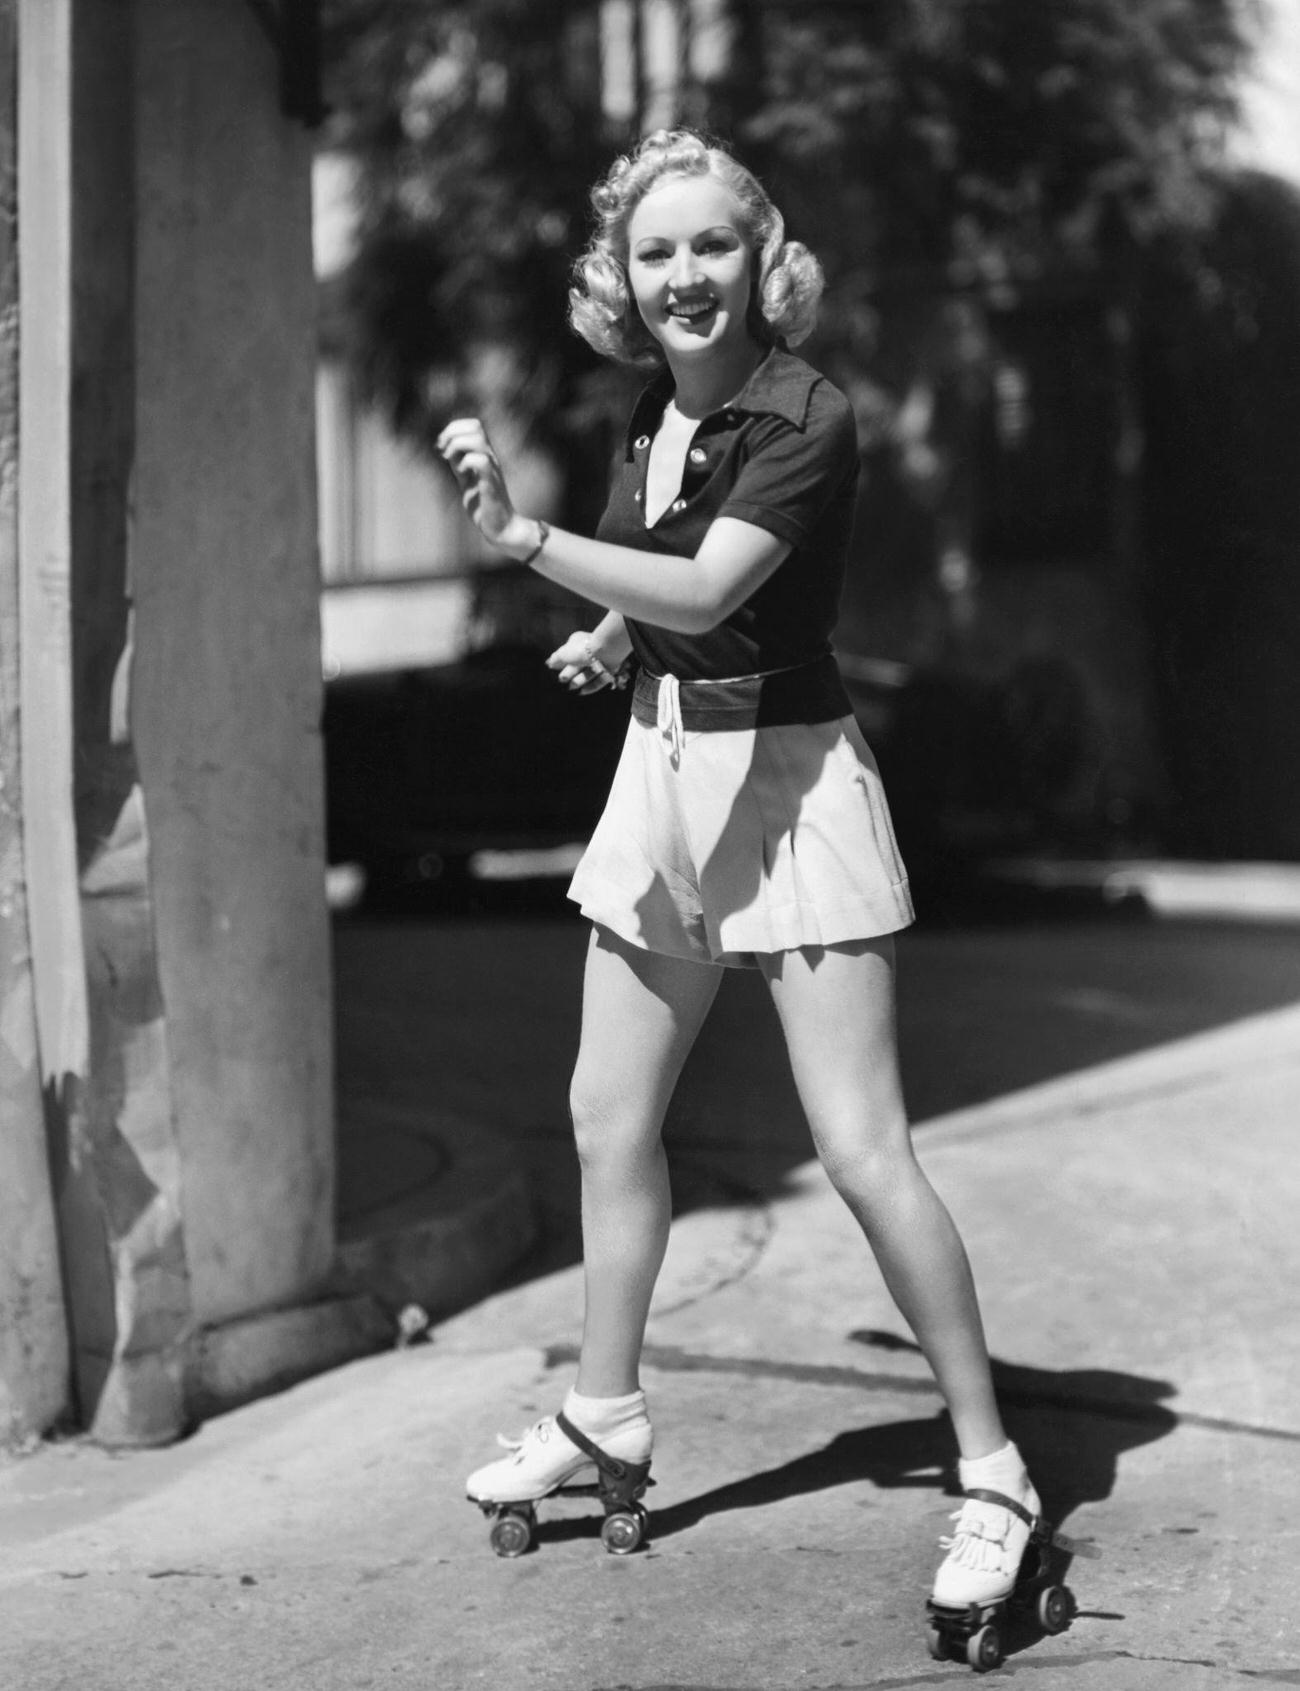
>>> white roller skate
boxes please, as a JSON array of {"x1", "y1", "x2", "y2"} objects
[
  {"x1": 466, "y1": 1409, "x2": 653, "y2": 1559},
  {"x1": 924, "y1": 1445, "x2": 1095, "y2": 1671}
]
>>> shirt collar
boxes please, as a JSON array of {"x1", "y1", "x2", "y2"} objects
[
  {"x1": 624, "y1": 348, "x2": 818, "y2": 456},
  {"x1": 730, "y1": 348, "x2": 818, "y2": 427}
]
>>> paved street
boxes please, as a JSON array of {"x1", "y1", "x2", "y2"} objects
[
  {"x1": 332, "y1": 902, "x2": 1300, "y2": 1278},
  {"x1": 2, "y1": 902, "x2": 1298, "y2": 1689}
]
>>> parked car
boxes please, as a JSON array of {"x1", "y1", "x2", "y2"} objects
[{"x1": 323, "y1": 640, "x2": 630, "y2": 903}]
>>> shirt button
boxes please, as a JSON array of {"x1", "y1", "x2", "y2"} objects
[
  {"x1": 689, "y1": 446, "x2": 708, "y2": 465},
  {"x1": 671, "y1": 498, "x2": 686, "y2": 513},
  {"x1": 634, "y1": 434, "x2": 650, "y2": 450},
  {"x1": 722, "y1": 411, "x2": 737, "y2": 426},
  {"x1": 634, "y1": 489, "x2": 642, "y2": 502}
]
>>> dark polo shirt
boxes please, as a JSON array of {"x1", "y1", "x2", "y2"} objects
[{"x1": 596, "y1": 347, "x2": 860, "y2": 725}]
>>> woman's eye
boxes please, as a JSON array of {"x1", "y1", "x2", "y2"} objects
[{"x1": 636, "y1": 249, "x2": 668, "y2": 265}]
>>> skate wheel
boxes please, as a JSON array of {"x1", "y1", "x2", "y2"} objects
[
  {"x1": 924, "y1": 1621, "x2": 948, "y2": 1661},
  {"x1": 1037, "y1": 1583, "x2": 1073, "y2": 1635},
  {"x1": 967, "y1": 1624, "x2": 1003, "y2": 1672},
  {"x1": 488, "y1": 1511, "x2": 533, "y2": 1559},
  {"x1": 601, "y1": 1508, "x2": 644, "y2": 1556}
]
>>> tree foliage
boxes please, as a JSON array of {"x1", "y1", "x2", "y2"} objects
[
  {"x1": 320, "y1": 0, "x2": 620, "y2": 443},
  {"x1": 320, "y1": 0, "x2": 1255, "y2": 459},
  {"x1": 742, "y1": 1, "x2": 1251, "y2": 290}
]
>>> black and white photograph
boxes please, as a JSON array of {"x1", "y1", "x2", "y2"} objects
[{"x1": 1, "y1": 2, "x2": 1298, "y2": 1687}]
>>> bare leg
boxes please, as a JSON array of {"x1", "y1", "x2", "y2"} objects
[
  {"x1": 759, "y1": 936, "x2": 1006, "y2": 1459},
  {"x1": 570, "y1": 925, "x2": 722, "y2": 1398}
]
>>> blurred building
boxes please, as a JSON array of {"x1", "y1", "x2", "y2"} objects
[
  {"x1": 1, "y1": 1, "x2": 336, "y2": 1450},
  {"x1": 313, "y1": 150, "x2": 569, "y2": 680}
]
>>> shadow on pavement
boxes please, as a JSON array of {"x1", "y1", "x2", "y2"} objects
[
  {"x1": 633, "y1": 1334, "x2": 1175, "y2": 1547},
  {"x1": 526, "y1": 1324, "x2": 1171, "y2": 1659},
  {"x1": 332, "y1": 898, "x2": 1300, "y2": 1279}
]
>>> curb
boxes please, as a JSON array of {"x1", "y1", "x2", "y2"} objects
[
  {"x1": 333, "y1": 1099, "x2": 539, "y2": 1320},
  {"x1": 334, "y1": 1151, "x2": 537, "y2": 1320},
  {"x1": 185, "y1": 1294, "x2": 392, "y2": 1423},
  {"x1": 183, "y1": 1104, "x2": 538, "y2": 1424},
  {"x1": 983, "y1": 856, "x2": 1300, "y2": 923}
]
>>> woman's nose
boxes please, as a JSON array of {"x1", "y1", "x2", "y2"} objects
[{"x1": 668, "y1": 246, "x2": 703, "y2": 289}]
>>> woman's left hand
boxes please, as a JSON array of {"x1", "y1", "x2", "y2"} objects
[
  {"x1": 437, "y1": 418, "x2": 530, "y2": 553},
  {"x1": 547, "y1": 631, "x2": 621, "y2": 694}
]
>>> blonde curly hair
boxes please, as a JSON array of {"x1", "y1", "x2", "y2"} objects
[{"x1": 569, "y1": 129, "x2": 824, "y2": 367}]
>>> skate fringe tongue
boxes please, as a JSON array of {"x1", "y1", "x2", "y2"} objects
[{"x1": 939, "y1": 1502, "x2": 1015, "y2": 1575}]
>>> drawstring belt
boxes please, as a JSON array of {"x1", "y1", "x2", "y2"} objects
[
  {"x1": 656, "y1": 672, "x2": 686, "y2": 766},
  {"x1": 635, "y1": 657, "x2": 840, "y2": 768}
]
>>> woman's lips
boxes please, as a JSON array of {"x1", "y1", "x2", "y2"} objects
[{"x1": 668, "y1": 299, "x2": 718, "y2": 323}]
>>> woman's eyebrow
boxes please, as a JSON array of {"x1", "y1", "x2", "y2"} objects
[{"x1": 633, "y1": 224, "x2": 739, "y2": 248}]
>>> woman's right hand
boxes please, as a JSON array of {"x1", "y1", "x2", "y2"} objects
[
  {"x1": 547, "y1": 631, "x2": 623, "y2": 694},
  {"x1": 436, "y1": 417, "x2": 534, "y2": 555}
]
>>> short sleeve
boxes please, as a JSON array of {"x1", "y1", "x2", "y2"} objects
[{"x1": 717, "y1": 384, "x2": 860, "y2": 547}]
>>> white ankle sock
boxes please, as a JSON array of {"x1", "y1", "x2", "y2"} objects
[
  {"x1": 958, "y1": 1440, "x2": 1029, "y2": 1496},
  {"x1": 562, "y1": 1388, "x2": 649, "y2": 1441}
]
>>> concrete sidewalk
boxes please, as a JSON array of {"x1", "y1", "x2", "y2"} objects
[
  {"x1": 215, "y1": 859, "x2": 1300, "y2": 1428},
  {"x1": 2, "y1": 989, "x2": 1297, "y2": 1688},
  {"x1": 324, "y1": 860, "x2": 1300, "y2": 1346}
]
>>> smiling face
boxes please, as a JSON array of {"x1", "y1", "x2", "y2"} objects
[{"x1": 625, "y1": 173, "x2": 756, "y2": 364}]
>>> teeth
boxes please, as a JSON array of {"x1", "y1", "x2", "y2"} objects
[{"x1": 670, "y1": 301, "x2": 716, "y2": 318}]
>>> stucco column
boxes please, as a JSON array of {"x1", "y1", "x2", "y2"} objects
[
  {"x1": 0, "y1": 0, "x2": 70, "y2": 1452},
  {"x1": 130, "y1": 0, "x2": 334, "y2": 1333}
]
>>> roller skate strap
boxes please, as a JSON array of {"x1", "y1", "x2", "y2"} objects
[
  {"x1": 1046, "y1": 1527, "x2": 1102, "y2": 1559},
  {"x1": 963, "y1": 1489, "x2": 1100, "y2": 1558},
  {"x1": 962, "y1": 1488, "x2": 1037, "y2": 1529},
  {"x1": 554, "y1": 1411, "x2": 640, "y2": 1481}
]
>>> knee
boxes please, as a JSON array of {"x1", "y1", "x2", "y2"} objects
[
  {"x1": 814, "y1": 1122, "x2": 916, "y2": 1212},
  {"x1": 568, "y1": 1076, "x2": 638, "y2": 1170}
]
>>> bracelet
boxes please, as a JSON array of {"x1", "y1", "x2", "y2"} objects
[{"x1": 518, "y1": 518, "x2": 549, "y2": 568}]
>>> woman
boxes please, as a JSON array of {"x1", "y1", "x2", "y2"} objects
[{"x1": 440, "y1": 129, "x2": 1041, "y2": 1615}]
